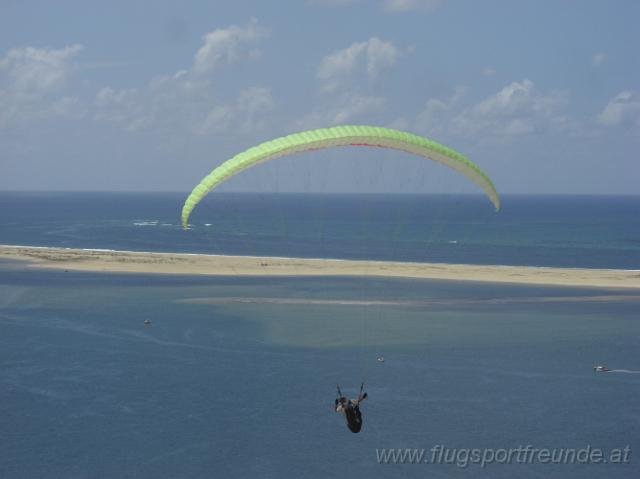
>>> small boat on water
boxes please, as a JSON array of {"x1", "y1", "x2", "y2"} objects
[
  {"x1": 377, "y1": 356, "x2": 385, "y2": 363},
  {"x1": 143, "y1": 319, "x2": 152, "y2": 325},
  {"x1": 593, "y1": 365, "x2": 611, "y2": 372}
]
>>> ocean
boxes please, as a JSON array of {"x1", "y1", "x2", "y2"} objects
[
  {"x1": 1, "y1": 192, "x2": 639, "y2": 478},
  {"x1": 1, "y1": 192, "x2": 639, "y2": 268}
]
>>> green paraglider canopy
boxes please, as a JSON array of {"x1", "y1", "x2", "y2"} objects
[{"x1": 182, "y1": 125, "x2": 499, "y2": 228}]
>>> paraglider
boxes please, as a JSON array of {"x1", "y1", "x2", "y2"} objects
[
  {"x1": 335, "y1": 383, "x2": 368, "y2": 433},
  {"x1": 181, "y1": 125, "x2": 501, "y2": 434},
  {"x1": 181, "y1": 125, "x2": 500, "y2": 228}
]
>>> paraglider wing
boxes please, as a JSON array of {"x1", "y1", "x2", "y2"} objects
[{"x1": 181, "y1": 125, "x2": 500, "y2": 228}]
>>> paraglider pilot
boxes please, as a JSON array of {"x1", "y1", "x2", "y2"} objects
[{"x1": 335, "y1": 383, "x2": 367, "y2": 433}]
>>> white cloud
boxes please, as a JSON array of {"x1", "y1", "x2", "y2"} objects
[
  {"x1": 366, "y1": 38, "x2": 399, "y2": 78},
  {"x1": 294, "y1": 94, "x2": 385, "y2": 130},
  {"x1": 317, "y1": 43, "x2": 366, "y2": 87},
  {"x1": 381, "y1": 0, "x2": 442, "y2": 13},
  {"x1": 317, "y1": 37, "x2": 399, "y2": 92},
  {"x1": 416, "y1": 85, "x2": 466, "y2": 135},
  {"x1": 331, "y1": 94, "x2": 386, "y2": 124},
  {"x1": 193, "y1": 18, "x2": 267, "y2": 77},
  {"x1": 598, "y1": 91, "x2": 640, "y2": 128},
  {"x1": 94, "y1": 87, "x2": 151, "y2": 131},
  {"x1": 592, "y1": 52, "x2": 606, "y2": 67},
  {"x1": 197, "y1": 86, "x2": 275, "y2": 134},
  {"x1": 0, "y1": 44, "x2": 83, "y2": 96},
  {"x1": 405, "y1": 81, "x2": 570, "y2": 142},
  {"x1": 94, "y1": 20, "x2": 274, "y2": 135},
  {"x1": 0, "y1": 44, "x2": 84, "y2": 127},
  {"x1": 301, "y1": 37, "x2": 398, "y2": 129},
  {"x1": 451, "y1": 80, "x2": 569, "y2": 141}
]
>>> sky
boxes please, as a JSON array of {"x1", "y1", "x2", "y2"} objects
[{"x1": 1, "y1": 0, "x2": 639, "y2": 194}]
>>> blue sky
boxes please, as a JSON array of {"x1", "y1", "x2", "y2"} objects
[{"x1": 1, "y1": 0, "x2": 638, "y2": 194}]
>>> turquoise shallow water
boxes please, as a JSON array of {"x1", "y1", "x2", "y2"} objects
[{"x1": 1, "y1": 263, "x2": 638, "y2": 478}]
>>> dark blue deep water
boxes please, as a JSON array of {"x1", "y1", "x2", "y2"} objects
[
  {"x1": 1, "y1": 193, "x2": 639, "y2": 478},
  {"x1": 1, "y1": 192, "x2": 639, "y2": 268}
]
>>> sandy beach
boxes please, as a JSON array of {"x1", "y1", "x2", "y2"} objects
[{"x1": 1, "y1": 244, "x2": 639, "y2": 289}]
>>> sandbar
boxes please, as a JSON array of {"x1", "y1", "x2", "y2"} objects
[{"x1": 1, "y1": 245, "x2": 639, "y2": 289}]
